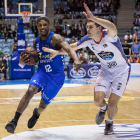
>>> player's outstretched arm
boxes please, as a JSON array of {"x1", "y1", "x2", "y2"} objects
[
  {"x1": 43, "y1": 34, "x2": 81, "y2": 72},
  {"x1": 42, "y1": 42, "x2": 79, "y2": 59},
  {"x1": 83, "y1": 3, "x2": 117, "y2": 37}
]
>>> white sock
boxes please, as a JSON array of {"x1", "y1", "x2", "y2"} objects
[
  {"x1": 100, "y1": 103, "x2": 107, "y2": 111},
  {"x1": 106, "y1": 118, "x2": 113, "y2": 122}
]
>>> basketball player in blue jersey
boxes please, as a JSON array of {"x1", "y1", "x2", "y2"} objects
[
  {"x1": 43, "y1": 4, "x2": 131, "y2": 135},
  {"x1": 5, "y1": 16, "x2": 81, "y2": 133}
]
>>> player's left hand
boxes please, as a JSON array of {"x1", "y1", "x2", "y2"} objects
[
  {"x1": 83, "y1": 3, "x2": 94, "y2": 21},
  {"x1": 42, "y1": 47, "x2": 59, "y2": 60},
  {"x1": 73, "y1": 59, "x2": 81, "y2": 72}
]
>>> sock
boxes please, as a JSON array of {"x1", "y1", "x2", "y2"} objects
[
  {"x1": 13, "y1": 112, "x2": 21, "y2": 122},
  {"x1": 100, "y1": 103, "x2": 107, "y2": 111},
  {"x1": 106, "y1": 118, "x2": 113, "y2": 122}
]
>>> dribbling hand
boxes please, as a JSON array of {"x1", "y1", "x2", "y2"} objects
[{"x1": 19, "y1": 52, "x2": 30, "y2": 65}]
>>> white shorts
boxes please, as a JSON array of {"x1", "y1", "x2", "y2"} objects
[{"x1": 94, "y1": 65, "x2": 131, "y2": 98}]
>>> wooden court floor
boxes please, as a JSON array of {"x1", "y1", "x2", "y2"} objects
[{"x1": 0, "y1": 78, "x2": 140, "y2": 139}]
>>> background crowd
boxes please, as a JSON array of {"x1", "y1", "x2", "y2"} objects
[{"x1": 0, "y1": 0, "x2": 140, "y2": 80}]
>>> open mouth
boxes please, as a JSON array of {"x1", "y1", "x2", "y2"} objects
[{"x1": 40, "y1": 29, "x2": 46, "y2": 33}]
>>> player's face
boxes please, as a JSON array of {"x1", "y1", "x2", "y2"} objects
[
  {"x1": 37, "y1": 20, "x2": 50, "y2": 36},
  {"x1": 86, "y1": 22, "x2": 101, "y2": 38}
]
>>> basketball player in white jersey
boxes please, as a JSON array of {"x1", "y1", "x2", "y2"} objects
[{"x1": 42, "y1": 3, "x2": 131, "y2": 135}]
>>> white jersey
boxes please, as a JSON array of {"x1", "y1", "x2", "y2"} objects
[{"x1": 77, "y1": 30, "x2": 129, "y2": 71}]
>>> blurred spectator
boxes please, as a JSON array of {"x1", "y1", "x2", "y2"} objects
[
  {"x1": 0, "y1": 56, "x2": 7, "y2": 80},
  {"x1": 133, "y1": 15, "x2": 140, "y2": 26},
  {"x1": 92, "y1": 55, "x2": 99, "y2": 64},
  {"x1": 55, "y1": 22, "x2": 62, "y2": 35},
  {"x1": 79, "y1": 52, "x2": 87, "y2": 64},
  {"x1": 3, "y1": 24, "x2": 7, "y2": 34},
  {"x1": 3, "y1": 54, "x2": 8, "y2": 65},
  {"x1": 132, "y1": 53, "x2": 137, "y2": 63},
  {"x1": 70, "y1": 36, "x2": 76, "y2": 43},
  {"x1": 124, "y1": 31, "x2": 132, "y2": 41},
  {"x1": 81, "y1": 50, "x2": 88, "y2": 60},
  {"x1": 132, "y1": 40, "x2": 140, "y2": 55},
  {"x1": 109, "y1": 3, "x2": 116, "y2": 13},
  {"x1": 127, "y1": 55, "x2": 133, "y2": 63},
  {"x1": 78, "y1": 20, "x2": 84, "y2": 31},
  {"x1": 66, "y1": 26, "x2": 71, "y2": 37},
  {"x1": 32, "y1": 23, "x2": 38, "y2": 38},
  {"x1": 88, "y1": 0, "x2": 95, "y2": 11},
  {"x1": 79, "y1": 31, "x2": 85, "y2": 39},
  {"x1": 122, "y1": 41, "x2": 131, "y2": 56},
  {"x1": 67, "y1": 0, "x2": 74, "y2": 11},
  {"x1": 32, "y1": 18, "x2": 36, "y2": 26},
  {"x1": 71, "y1": 25, "x2": 79, "y2": 37},
  {"x1": 102, "y1": 6, "x2": 109, "y2": 13},
  {"x1": 77, "y1": 12, "x2": 82, "y2": 19},
  {"x1": 0, "y1": 30, "x2": 5, "y2": 39},
  {"x1": 95, "y1": 6, "x2": 102, "y2": 14},
  {"x1": 59, "y1": 1, "x2": 64, "y2": 10},
  {"x1": 88, "y1": 58, "x2": 93, "y2": 64},
  {"x1": 70, "y1": 11, "x2": 77, "y2": 19},
  {"x1": 13, "y1": 29, "x2": 17, "y2": 38},
  {"x1": 134, "y1": 7, "x2": 140, "y2": 17},
  {"x1": 63, "y1": 5, "x2": 70, "y2": 13},
  {"x1": 12, "y1": 43, "x2": 17, "y2": 54},
  {"x1": 7, "y1": 25, "x2": 13, "y2": 38},
  {"x1": 81, "y1": 25, "x2": 86, "y2": 35},
  {"x1": 14, "y1": 36, "x2": 17, "y2": 43},
  {"x1": 5, "y1": 31, "x2": 9, "y2": 39},
  {"x1": 137, "y1": 54, "x2": 140, "y2": 63},
  {"x1": 71, "y1": 21, "x2": 76, "y2": 30},
  {"x1": 54, "y1": 11, "x2": 63, "y2": 25},
  {"x1": 133, "y1": 29, "x2": 140, "y2": 41},
  {"x1": 63, "y1": 12, "x2": 70, "y2": 19},
  {"x1": 62, "y1": 22, "x2": 68, "y2": 36},
  {"x1": 108, "y1": 15, "x2": 113, "y2": 23}
]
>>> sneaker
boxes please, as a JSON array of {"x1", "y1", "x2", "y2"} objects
[
  {"x1": 5, "y1": 119, "x2": 17, "y2": 133},
  {"x1": 28, "y1": 108, "x2": 40, "y2": 129},
  {"x1": 104, "y1": 120, "x2": 114, "y2": 135},
  {"x1": 95, "y1": 104, "x2": 108, "y2": 125}
]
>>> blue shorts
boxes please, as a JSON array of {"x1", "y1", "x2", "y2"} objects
[{"x1": 29, "y1": 68, "x2": 64, "y2": 104}]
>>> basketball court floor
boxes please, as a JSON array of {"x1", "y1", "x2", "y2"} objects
[{"x1": 0, "y1": 77, "x2": 139, "y2": 140}]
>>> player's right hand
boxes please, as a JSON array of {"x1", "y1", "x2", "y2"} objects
[
  {"x1": 73, "y1": 59, "x2": 81, "y2": 72},
  {"x1": 19, "y1": 52, "x2": 30, "y2": 65}
]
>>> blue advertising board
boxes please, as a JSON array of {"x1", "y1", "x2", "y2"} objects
[{"x1": 67, "y1": 64, "x2": 101, "y2": 78}]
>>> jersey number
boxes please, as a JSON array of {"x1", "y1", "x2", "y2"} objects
[{"x1": 45, "y1": 65, "x2": 52, "y2": 72}]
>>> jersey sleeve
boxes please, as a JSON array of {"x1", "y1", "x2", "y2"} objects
[
  {"x1": 103, "y1": 29, "x2": 118, "y2": 42},
  {"x1": 77, "y1": 35, "x2": 92, "y2": 48}
]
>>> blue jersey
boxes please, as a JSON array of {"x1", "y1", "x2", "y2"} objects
[{"x1": 35, "y1": 31, "x2": 65, "y2": 85}]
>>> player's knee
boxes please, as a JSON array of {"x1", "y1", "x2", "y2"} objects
[
  {"x1": 26, "y1": 86, "x2": 38, "y2": 98},
  {"x1": 94, "y1": 92, "x2": 104, "y2": 106}
]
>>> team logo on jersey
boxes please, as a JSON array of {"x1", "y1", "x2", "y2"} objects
[
  {"x1": 103, "y1": 44, "x2": 108, "y2": 48},
  {"x1": 70, "y1": 68, "x2": 86, "y2": 78},
  {"x1": 98, "y1": 51, "x2": 114, "y2": 60}
]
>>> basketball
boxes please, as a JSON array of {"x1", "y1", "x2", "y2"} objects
[{"x1": 22, "y1": 47, "x2": 39, "y2": 65}]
